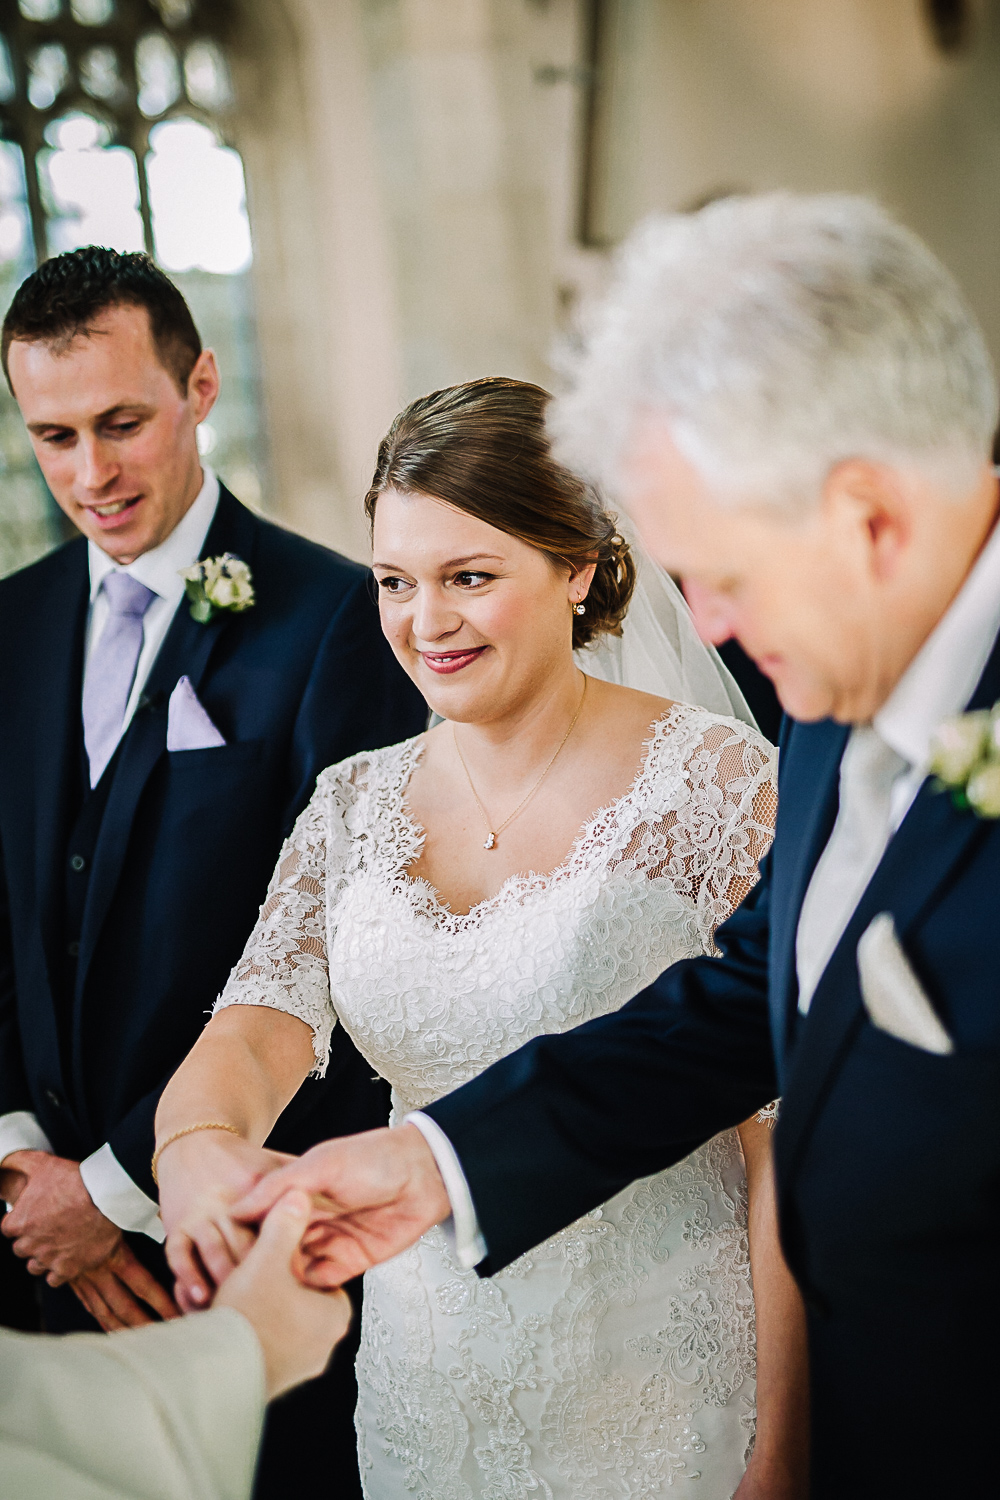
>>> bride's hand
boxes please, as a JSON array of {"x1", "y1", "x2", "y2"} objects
[{"x1": 158, "y1": 1132, "x2": 294, "y2": 1311}]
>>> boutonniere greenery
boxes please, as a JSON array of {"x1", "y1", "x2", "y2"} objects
[
  {"x1": 927, "y1": 701, "x2": 1000, "y2": 818},
  {"x1": 179, "y1": 554, "x2": 255, "y2": 624}
]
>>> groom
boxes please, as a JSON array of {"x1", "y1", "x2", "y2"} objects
[
  {"x1": 232, "y1": 196, "x2": 1000, "y2": 1497},
  {"x1": 0, "y1": 248, "x2": 426, "y2": 1497}
]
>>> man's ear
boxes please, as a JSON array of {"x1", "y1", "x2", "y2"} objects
[
  {"x1": 822, "y1": 459, "x2": 912, "y2": 583},
  {"x1": 187, "y1": 348, "x2": 220, "y2": 424}
]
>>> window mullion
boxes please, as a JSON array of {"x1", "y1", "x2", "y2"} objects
[
  {"x1": 23, "y1": 134, "x2": 49, "y2": 265},
  {"x1": 131, "y1": 127, "x2": 154, "y2": 256}
]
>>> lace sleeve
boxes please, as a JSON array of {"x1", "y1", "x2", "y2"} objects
[
  {"x1": 618, "y1": 715, "x2": 777, "y2": 954},
  {"x1": 213, "y1": 777, "x2": 339, "y2": 1075},
  {"x1": 686, "y1": 720, "x2": 778, "y2": 948}
]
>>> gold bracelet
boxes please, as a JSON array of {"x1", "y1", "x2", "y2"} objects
[{"x1": 151, "y1": 1121, "x2": 243, "y2": 1185}]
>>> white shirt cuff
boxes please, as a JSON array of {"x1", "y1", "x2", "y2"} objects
[
  {"x1": 79, "y1": 1143, "x2": 166, "y2": 1243},
  {"x1": 0, "y1": 1110, "x2": 54, "y2": 1164},
  {"x1": 405, "y1": 1111, "x2": 487, "y2": 1270}
]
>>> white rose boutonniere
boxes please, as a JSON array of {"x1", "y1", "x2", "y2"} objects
[
  {"x1": 927, "y1": 701, "x2": 1000, "y2": 818},
  {"x1": 179, "y1": 553, "x2": 256, "y2": 624}
]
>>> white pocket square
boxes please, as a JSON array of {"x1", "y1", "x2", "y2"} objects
[
  {"x1": 166, "y1": 675, "x2": 226, "y2": 752},
  {"x1": 856, "y1": 913, "x2": 953, "y2": 1055}
]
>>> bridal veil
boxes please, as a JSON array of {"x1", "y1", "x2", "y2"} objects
[{"x1": 576, "y1": 518, "x2": 757, "y2": 729}]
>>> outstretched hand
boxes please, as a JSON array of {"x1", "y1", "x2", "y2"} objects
[{"x1": 230, "y1": 1125, "x2": 452, "y2": 1287}]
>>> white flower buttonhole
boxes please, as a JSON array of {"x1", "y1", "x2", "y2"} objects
[
  {"x1": 927, "y1": 700, "x2": 1000, "y2": 819},
  {"x1": 179, "y1": 553, "x2": 256, "y2": 624}
]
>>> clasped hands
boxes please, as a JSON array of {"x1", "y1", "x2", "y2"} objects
[
  {"x1": 0, "y1": 1151, "x2": 177, "y2": 1329},
  {"x1": 161, "y1": 1124, "x2": 453, "y2": 1310}
]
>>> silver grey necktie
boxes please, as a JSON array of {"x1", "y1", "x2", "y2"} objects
[
  {"x1": 796, "y1": 724, "x2": 908, "y2": 1013},
  {"x1": 82, "y1": 572, "x2": 156, "y2": 787}
]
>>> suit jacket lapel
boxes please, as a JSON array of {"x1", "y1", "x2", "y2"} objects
[
  {"x1": 77, "y1": 490, "x2": 259, "y2": 986},
  {"x1": 769, "y1": 718, "x2": 848, "y2": 1073},
  {"x1": 777, "y1": 630, "x2": 1000, "y2": 1176},
  {"x1": 30, "y1": 542, "x2": 90, "y2": 1003}
]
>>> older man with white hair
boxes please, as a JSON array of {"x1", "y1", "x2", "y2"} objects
[{"x1": 218, "y1": 194, "x2": 1000, "y2": 1498}]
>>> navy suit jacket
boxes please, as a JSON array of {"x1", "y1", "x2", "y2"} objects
[
  {"x1": 427, "y1": 631, "x2": 1000, "y2": 1497},
  {"x1": 0, "y1": 485, "x2": 427, "y2": 1197}
]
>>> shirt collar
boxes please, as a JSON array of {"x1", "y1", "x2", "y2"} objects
[
  {"x1": 88, "y1": 468, "x2": 221, "y2": 607},
  {"x1": 874, "y1": 515, "x2": 1000, "y2": 770}
]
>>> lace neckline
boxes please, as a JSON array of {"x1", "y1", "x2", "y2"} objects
[{"x1": 390, "y1": 704, "x2": 688, "y2": 928}]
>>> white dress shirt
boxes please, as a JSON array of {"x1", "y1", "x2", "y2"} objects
[
  {"x1": 413, "y1": 514, "x2": 1000, "y2": 1269},
  {"x1": 405, "y1": 1111, "x2": 488, "y2": 1268},
  {"x1": 0, "y1": 470, "x2": 219, "y2": 1241}
]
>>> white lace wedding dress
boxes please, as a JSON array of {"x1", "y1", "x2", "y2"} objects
[{"x1": 216, "y1": 702, "x2": 777, "y2": 1500}]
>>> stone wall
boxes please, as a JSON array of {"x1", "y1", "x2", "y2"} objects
[
  {"x1": 228, "y1": 0, "x2": 588, "y2": 558},
  {"x1": 226, "y1": 0, "x2": 1000, "y2": 559}
]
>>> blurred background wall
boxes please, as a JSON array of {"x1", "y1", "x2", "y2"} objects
[{"x1": 1, "y1": 0, "x2": 998, "y2": 572}]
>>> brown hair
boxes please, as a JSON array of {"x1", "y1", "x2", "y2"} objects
[
  {"x1": 2, "y1": 247, "x2": 201, "y2": 396},
  {"x1": 364, "y1": 378, "x2": 636, "y2": 648}
]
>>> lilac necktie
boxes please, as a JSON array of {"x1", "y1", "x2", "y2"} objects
[{"x1": 82, "y1": 572, "x2": 157, "y2": 787}]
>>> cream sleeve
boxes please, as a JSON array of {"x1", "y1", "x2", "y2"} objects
[{"x1": 0, "y1": 1307, "x2": 265, "y2": 1500}]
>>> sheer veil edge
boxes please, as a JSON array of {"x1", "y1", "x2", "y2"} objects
[{"x1": 575, "y1": 517, "x2": 757, "y2": 730}]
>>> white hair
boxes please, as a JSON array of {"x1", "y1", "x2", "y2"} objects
[{"x1": 549, "y1": 193, "x2": 998, "y2": 507}]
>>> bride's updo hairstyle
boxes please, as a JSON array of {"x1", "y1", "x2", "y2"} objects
[{"x1": 364, "y1": 377, "x2": 636, "y2": 649}]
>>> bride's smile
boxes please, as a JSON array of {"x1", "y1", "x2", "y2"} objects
[
  {"x1": 419, "y1": 645, "x2": 488, "y2": 674},
  {"x1": 372, "y1": 486, "x2": 595, "y2": 728}
]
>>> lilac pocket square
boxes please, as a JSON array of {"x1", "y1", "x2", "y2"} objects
[{"x1": 166, "y1": 676, "x2": 226, "y2": 752}]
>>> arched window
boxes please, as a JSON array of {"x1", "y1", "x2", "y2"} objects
[{"x1": 0, "y1": 0, "x2": 267, "y2": 575}]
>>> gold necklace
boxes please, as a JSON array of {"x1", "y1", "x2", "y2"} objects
[{"x1": 453, "y1": 675, "x2": 588, "y2": 850}]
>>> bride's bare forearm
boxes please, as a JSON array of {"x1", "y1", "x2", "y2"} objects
[
  {"x1": 156, "y1": 1006, "x2": 316, "y2": 1146},
  {"x1": 738, "y1": 1114, "x2": 809, "y2": 1496}
]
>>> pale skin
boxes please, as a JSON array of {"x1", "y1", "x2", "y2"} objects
[
  {"x1": 158, "y1": 488, "x2": 802, "y2": 1494},
  {"x1": 0, "y1": 303, "x2": 221, "y2": 1328}
]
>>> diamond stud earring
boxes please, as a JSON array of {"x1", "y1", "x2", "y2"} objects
[{"x1": 574, "y1": 603, "x2": 586, "y2": 615}]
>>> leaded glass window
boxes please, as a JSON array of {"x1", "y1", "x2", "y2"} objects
[{"x1": 0, "y1": 0, "x2": 267, "y2": 576}]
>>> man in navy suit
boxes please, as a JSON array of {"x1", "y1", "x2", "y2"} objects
[
  {"x1": 0, "y1": 248, "x2": 426, "y2": 1497},
  {"x1": 234, "y1": 196, "x2": 1000, "y2": 1497}
]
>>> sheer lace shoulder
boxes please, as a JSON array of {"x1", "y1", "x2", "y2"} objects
[
  {"x1": 628, "y1": 705, "x2": 777, "y2": 948},
  {"x1": 213, "y1": 739, "x2": 423, "y2": 1072}
]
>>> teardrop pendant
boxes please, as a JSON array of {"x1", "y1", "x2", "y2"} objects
[{"x1": 483, "y1": 832, "x2": 497, "y2": 850}]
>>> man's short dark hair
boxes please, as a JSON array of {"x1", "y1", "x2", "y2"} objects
[{"x1": 1, "y1": 246, "x2": 202, "y2": 396}]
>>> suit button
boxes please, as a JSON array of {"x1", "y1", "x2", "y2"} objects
[
  {"x1": 67, "y1": 940, "x2": 80, "y2": 957},
  {"x1": 44, "y1": 1089, "x2": 62, "y2": 1109},
  {"x1": 69, "y1": 854, "x2": 86, "y2": 872}
]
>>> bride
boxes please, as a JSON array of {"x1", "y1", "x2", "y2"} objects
[{"x1": 155, "y1": 378, "x2": 806, "y2": 1499}]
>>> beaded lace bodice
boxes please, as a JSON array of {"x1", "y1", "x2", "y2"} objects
[{"x1": 217, "y1": 703, "x2": 777, "y2": 1499}]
